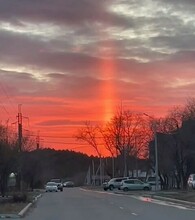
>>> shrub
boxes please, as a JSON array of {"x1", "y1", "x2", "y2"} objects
[{"x1": 12, "y1": 192, "x2": 27, "y2": 203}]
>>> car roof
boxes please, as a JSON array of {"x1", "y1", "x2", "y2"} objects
[
  {"x1": 50, "y1": 179, "x2": 61, "y2": 182},
  {"x1": 111, "y1": 177, "x2": 128, "y2": 180},
  {"x1": 46, "y1": 181, "x2": 57, "y2": 185}
]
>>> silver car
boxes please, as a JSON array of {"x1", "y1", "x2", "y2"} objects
[
  {"x1": 120, "y1": 179, "x2": 151, "y2": 191},
  {"x1": 45, "y1": 182, "x2": 58, "y2": 192}
]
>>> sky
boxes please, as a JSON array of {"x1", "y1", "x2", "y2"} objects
[{"x1": 0, "y1": 0, "x2": 195, "y2": 155}]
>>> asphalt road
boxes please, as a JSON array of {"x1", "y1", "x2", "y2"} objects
[{"x1": 22, "y1": 188, "x2": 195, "y2": 220}]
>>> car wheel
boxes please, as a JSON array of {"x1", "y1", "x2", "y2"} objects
[
  {"x1": 123, "y1": 187, "x2": 128, "y2": 192},
  {"x1": 104, "y1": 188, "x2": 108, "y2": 191},
  {"x1": 109, "y1": 185, "x2": 114, "y2": 191}
]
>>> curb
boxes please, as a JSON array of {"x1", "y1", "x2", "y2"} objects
[
  {"x1": 149, "y1": 195, "x2": 195, "y2": 207},
  {"x1": 18, "y1": 194, "x2": 42, "y2": 217},
  {"x1": 0, "y1": 194, "x2": 42, "y2": 219},
  {"x1": 18, "y1": 203, "x2": 33, "y2": 217}
]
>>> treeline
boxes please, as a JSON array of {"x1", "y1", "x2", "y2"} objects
[
  {"x1": 0, "y1": 135, "x2": 97, "y2": 195},
  {"x1": 21, "y1": 149, "x2": 93, "y2": 189}
]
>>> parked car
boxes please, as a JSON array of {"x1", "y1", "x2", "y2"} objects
[
  {"x1": 103, "y1": 177, "x2": 129, "y2": 191},
  {"x1": 120, "y1": 179, "x2": 151, "y2": 191},
  {"x1": 50, "y1": 179, "x2": 63, "y2": 191},
  {"x1": 63, "y1": 181, "x2": 74, "y2": 187},
  {"x1": 146, "y1": 176, "x2": 161, "y2": 190},
  {"x1": 146, "y1": 176, "x2": 161, "y2": 186},
  {"x1": 187, "y1": 174, "x2": 195, "y2": 189},
  {"x1": 45, "y1": 182, "x2": 58, "y2": 192}
]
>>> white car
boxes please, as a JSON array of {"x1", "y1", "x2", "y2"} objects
[
  {"x1": 103, "y1": 177, "x2": 129, "y2": 191},
  {"x1": 45, "y1": 182, "x2": 58, "y2": 192},
  {"x1": 188, "y1": 174, "x2": 195, "y2": 189}
]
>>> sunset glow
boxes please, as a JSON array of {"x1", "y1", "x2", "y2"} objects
[
  {"x1": 100, "y1": 57, "x2": 116, "y2": 122},
  {"x1": 0, "y1": 0, "x2": 195, "y2": 156}
]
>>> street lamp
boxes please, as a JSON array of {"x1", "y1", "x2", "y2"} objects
[{"x1": 143, "y1": 113, "x2": 159, "y2": 191}]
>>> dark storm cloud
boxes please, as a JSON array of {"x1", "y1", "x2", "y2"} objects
[
  {"x1": 0, "y1": 0, "x2": 194, "y2": 100},
  {"x1": 0, "y1": 0, "x2": 194, "y2": 69},
  {"x1": 0, "y1": 30, "x2": 48, "y2": 59},
  {"x1": 0, "y1": 29, "x2": 99, "y2": 74},
  {"x1": 0, "y1": 0, "x2": 134, "y2": 28}
]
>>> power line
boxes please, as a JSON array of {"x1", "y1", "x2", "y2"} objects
[
  {"x1": 27, "y1": 134, "x2": 104, "y2": 139},
  {"x1": 43, "y1": 141, "x2": 104, "y2": 145},
  {"x1": 0, "y1": 82, "x2": 17, "y2": 119},
  {"x1": 0, "y1": 100, "x2": 10, "y2": 116}
]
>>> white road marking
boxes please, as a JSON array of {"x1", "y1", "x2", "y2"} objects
[
  {"x1": 132, "y1": 212, "x2": 138, "y2": 216},
  {"x1": 119, "y1": 206, "x2": 124, "y2": 209}
]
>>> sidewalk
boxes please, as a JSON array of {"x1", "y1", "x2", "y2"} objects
[
  {"x1": 146, "y1": 190, "x2": 195, "y2": 202},
  {"x1": 83, "y1": 185, "x2": 195, "y2": 206}
]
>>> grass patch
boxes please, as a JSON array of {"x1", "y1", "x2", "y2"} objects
[
  {"x1": 0, "y1": 202, "x2": 28, "y2": 214},
  {"x1": 156, "y1": 190, "x2": 195, "y2": 202},
  {"x1": 0, "y1": 191, "x2": 41, "y2": 214}
]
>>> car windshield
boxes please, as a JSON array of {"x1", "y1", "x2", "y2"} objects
[
  {"x1": 47, "y1": 182, "x2": 56, "y2": 186},
  {"x1": 51, "y1": 179, "x2": 61, "y2": 183},
  {"x1": 147, "y1": 177, "x2": 156, "y2": 181}
]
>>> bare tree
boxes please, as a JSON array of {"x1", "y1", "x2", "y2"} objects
[
  {"x1": 103, "y1": 109, "x2": 151, "y2": 176},
  {"x1": 76, "y1": 121, "x2": 102, "y2": 157},
  {"x1": 76, "y1": 121, "x2": 103, "y2": 184}
]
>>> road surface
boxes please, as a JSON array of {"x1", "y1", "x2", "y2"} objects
[{"x1": 22, "y1": 188, "x2": 195, "y2": 220}]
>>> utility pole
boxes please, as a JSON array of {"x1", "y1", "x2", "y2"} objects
[
  {"x1": 143, "y1": 113, "x2": 159, "y2": 191},
  {"x1": 99, "y1": 156, "x2": 103, "y2": 185},
  {"x1": 17, "y1": 104, "x2": 29, "y2": 191},
  {"x1": 16, "y1": 104, "x2": 23, "y2": 192},
  {"x1": 36, "y1": 131, "x2": 40, "y2": 150},
  {"x1": 112, "y1": 155, "x2": 115, "y2": 178},
  {"x1": 124, "y1": 146, "x2": 127, "y2": 177},
  {"x1": 154, "y1": 124, "x2": 158, "y2": 191},
  {"x1": 17, "y1": 104, "x2": 23, "y2": 152},
  {"x1": 92, "y1": 160, "x2": 95, "y2": 185},
  {"x1": 135, "y1": 136, "x2": 138, "y2": 178}
]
